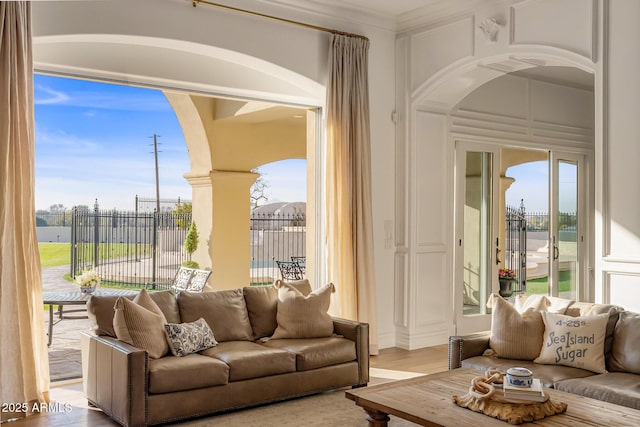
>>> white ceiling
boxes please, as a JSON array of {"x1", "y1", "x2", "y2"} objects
[
  {"x1": 310, "y1": 0, "x2": 443, "y2": 17},
  {"x1": 272, "y1": 0, "x2": 504, "y2": 31}
]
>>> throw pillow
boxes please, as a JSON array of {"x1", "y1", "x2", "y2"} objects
[
  {"x1": 243, "y1": 280, "x2": 314, "y2": 340},
  {"x1": 534, "y1": 311, "x2": 609, "y2": 373},
  {"x1": 486, "y1": 293, "x2": 546, "y2": 360},
  {"x1": 270, "y1": 282, "x2": 335, "y2": 339},
  {"x1": 87, "y1": 294, "x2": 134, "y2": 337},
  {"x1": 609, "y1": 311, "x2": 640, "y2": 374},
  {"x1": 514, "y1": 294, "x2": 574, "y2": 314},
  {"x1": 113, "y1": 289, "x2": 168, "y2": 359},
  {"x1": 164, "y1": 317, "x2": 218, "y2": 357}
]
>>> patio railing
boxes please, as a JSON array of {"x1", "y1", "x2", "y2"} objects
[{"x1": 250, "y1": 212, "x2": 306, "y2": 285}]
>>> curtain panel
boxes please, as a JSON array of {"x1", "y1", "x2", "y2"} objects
[
  {"x1": 0, "y1": 2, "x2": 50, "y2": 422},
  {"x1": 325, "y1": 34, "x2": 378, "y2": 354}
]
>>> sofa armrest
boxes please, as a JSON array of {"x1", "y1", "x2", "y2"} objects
[
  {"x1": 448, "y1": 333, "x2": 490, "y2": 370},
  {"x1": 81, "y1": 332, "x2": 148, "y2": 427},
  {"x1": 332, "y1": 317, "x2": 369, "y2": 386}
]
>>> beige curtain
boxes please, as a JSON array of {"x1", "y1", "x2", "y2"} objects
[
  {"x1": 325, "y1": 33, "x2": 378, "y2": 354},
  {"x1": 0, "y1": 2, "x2": 50, "y2": 423}
]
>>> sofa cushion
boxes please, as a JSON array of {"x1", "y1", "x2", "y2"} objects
[
  {"x1": 271, "y1": 282, "x2": 335, "y2": 339},
  {"x1": 164, "y1": 317, "x2": 218, "y2": 357},
  {"x1": 486, "y1": 293, "x2": 546, "y2": 360},
  {"x1": 534, "y1": 311, "x2": 609, "y2": 374},
  {"x1": 243, "y1": 280, "x2": 313, "y2": 340},
  {"x1": 113, "y1": 290, "x2": 169, "y2": 359},
  {"x1": 148, "y1": 353, "x2": 229, "y2": 394},
  {"x1": 554, "y1": 372, "x2": 640, "y2": 410},
  {"x1": 263, "y1": 337, "x2": 356, "y2": 371},
  {"x1": 461, "y1": 356, "x2": 594, "y2": 388},
  {"x1": 148, "y1": 290, "x2": 181, "y2": 323},
  {"x1": 178, "y1": 289, "x2": 253, "y2": 342},
  {"x1": 200, "y1": 341, "x2": 296, "y2": 381},
  {"x1": 609, "y1": 311, "x2": 640, "y2": 374},
  {"x1": 87, "y1": 290, "x2": 178, "y2": 337}
]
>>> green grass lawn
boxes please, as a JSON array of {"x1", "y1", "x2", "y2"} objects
[
  {"x1": 39, "y1": 242, "x2": 151, "y2": 268},
  {"x1": 526, "y1": 270, "x2": 573, "y2": 295},
  {"x1": 38, "y1": 242, "x2": 71, "y2": 268}
]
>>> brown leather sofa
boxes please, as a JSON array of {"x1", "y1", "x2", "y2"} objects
[
  {"x1": 449, "y1": 300, "x2": 640, "y2": 409},
  {"x1": 81, "y1": 284, "x2": 369, "y2": 427}
]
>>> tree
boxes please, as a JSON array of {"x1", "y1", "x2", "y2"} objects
[
  {"x1": 250, "y1": 168, "x2": 269, "y2": 208},
  {"x1": 49, "y1": 203, "x2": 65, "y2": 212},
  {"x1": 183, "y1": 221, "x2": 199, "y2": 268},
  {"x1": 172, "y1": 202, "x2": 192, "y2": 230}
]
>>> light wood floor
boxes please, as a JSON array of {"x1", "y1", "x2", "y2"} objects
[{"x1": 9, "y1": 344, "x2": 449, "y2": 426}]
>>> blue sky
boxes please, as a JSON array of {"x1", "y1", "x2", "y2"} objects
[
  {"x1": 506, "y1": 160, "x2": 577, "y2": 213},
  {"x1": 34, "y1": 74, "x2": 306, "y2": 211}
]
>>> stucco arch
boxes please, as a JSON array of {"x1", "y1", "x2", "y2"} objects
[{"x1": 33, "y1": 34, "x2": 325, "y2": 106}]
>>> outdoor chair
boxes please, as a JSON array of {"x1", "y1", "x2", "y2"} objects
[
  {"x1": 187, "y1": 268, "x2": 211, "y2": 292},
  {"x1": 276, "y1": 260, "x2": 305, "y2": 281},
  {"x1": 290, "y1": 256, "x2": 306, "y2": 276},
  {"x1": 170, "y1": 266, "x2": 211, "y2": 294}
]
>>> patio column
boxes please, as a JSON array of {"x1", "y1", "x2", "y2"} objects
[{"x1": 210, "y1": 170, "x2": 259, "y2": 290}]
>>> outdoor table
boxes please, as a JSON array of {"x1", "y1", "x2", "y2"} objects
[{"x1": 43, "y1": 289, "x2": 138, "y2": 346}]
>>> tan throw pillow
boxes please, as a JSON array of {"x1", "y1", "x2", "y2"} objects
[
  {"x1": 534, "y1": 311, "x2": 608, "y2": 373},
  {"x1": 270, "y1": 282, "x2": 335, "y2": 339},
  {"x1": 609, "y1": 311, "x2": 640, "y2": 374},
  {"x1": 243, "y1": 280, "x2": 314, "y2": 340},
  {"x1": 487, "y1": 293, "x2": 546, "y2": 360},
  {"x1": 514, "y1": 294, "x2": 573, "y2": 314},
  {"x1": 113, "y1": 289, "x2": 168, "y2": 359}
]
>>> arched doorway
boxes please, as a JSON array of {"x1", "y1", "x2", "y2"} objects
[{"x1": 411, "y1": 51, "x2": 595, "y2": 337}]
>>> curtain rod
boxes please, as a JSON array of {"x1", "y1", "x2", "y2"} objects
[{"x1": 190, "y1": 0, "x2": 369, "y2": 41}]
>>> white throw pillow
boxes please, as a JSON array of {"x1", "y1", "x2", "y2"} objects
[{"x1": 534, "y1": 311, "x2": 609, "y2": 373}]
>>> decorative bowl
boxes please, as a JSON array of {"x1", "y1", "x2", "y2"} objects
[
  {"x1": 506, "y1": 367, "x2": 533, "y2": 388},
  {"x1": 80, "y1": 285, "x2": 96, "y2": 294}
]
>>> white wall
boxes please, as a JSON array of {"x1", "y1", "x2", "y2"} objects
[
  {"x1": 395, "y1": 0, "x2": 602, "y2": 348},
  {"x1": 31, "y1": 0, "x2": 398, "y2": 348},
  {"x1": 598, "y1": 0, "x2": 640, "y2": 310}
]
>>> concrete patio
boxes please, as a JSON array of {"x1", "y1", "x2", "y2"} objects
[{"x1": 43, "y1": 265, "x2": 89, "y2": 382}]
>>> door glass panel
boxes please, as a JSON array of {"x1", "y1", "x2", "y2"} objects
[
  {"x1": 557, "y1": 160, "x2": 578, "y2": 300},
  {"x1": 463, "y1": 152, "x2": 493, "y2": 315}
]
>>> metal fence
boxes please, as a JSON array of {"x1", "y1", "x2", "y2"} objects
[
  {"x1": 505, "y1": 204, "x2": 527, "y2": 294},
  {"x1": 36, "y1": 211, "x2": 73, "y2": 227},
  {"x1": 69, "y1": 205, "x2": 305, "y2": 287},
  {"x1": 71, "y1": 204, "x2": 191, "y2": 290},
  {"x1": 523, "y1": 211, "x2": 577, "y2": 233},
  {"x1": 250, "y1": 212, "x2": 306, "y2": 284},
  {"x1": 135, "y1": 195, "x2": 191, "y2": 213}
]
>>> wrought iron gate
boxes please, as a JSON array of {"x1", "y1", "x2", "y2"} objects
[
  {"x1": 70, "y1": 202, "x2": 191, "y2": 289},
  {"x1": 505, "y1": 203, "x2": 527, "y2": 293}
]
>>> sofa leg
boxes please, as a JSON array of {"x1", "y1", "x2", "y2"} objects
[{"x1": 352, "y1": 383, "x2": 368, "y2": 389}]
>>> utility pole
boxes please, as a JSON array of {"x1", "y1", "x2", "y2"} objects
[
  {"x1": 150, "y1": 134, "x2": 161, "y2": 213},
  {"x1": 149, "y1": 134, "x2": 161, "y2": 288}
]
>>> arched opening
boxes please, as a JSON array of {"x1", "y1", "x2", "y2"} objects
[{"x1": 414, "y1": 52, "x2": 595, "y2": 336}]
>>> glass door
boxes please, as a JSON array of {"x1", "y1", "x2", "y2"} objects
[
  {"x1": 550, "y1": 153, "x2": 582, "y2": 300},
  {"x1": 455, "y1": 142, "x2": 499, "y2": 335}
]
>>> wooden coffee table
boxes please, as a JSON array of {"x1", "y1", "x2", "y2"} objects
[{"x1": 346, "y1": 368, "x2": 640, "y2": 426}]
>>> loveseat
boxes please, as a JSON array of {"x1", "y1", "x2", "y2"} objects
[
  {"x1": 81, "y1": 280, "x2": 369, "y2": 427},
  {"x1": 449, "y1": 294, "x2": 640, "y2": 409}
]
